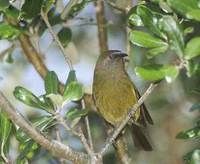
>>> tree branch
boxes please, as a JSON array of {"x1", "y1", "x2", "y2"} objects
[
  {"x1": 41, "y1": 11, "x2": 74, "y2": 70},
  {"x1": 99, "y1": 83, "x2": 158, "y2": 155},
  {"x1": 0, "y1": 91, "x2": 89, "y2": 164},
  {"x1": 95, "y1": 0, "x2": 108, "y2": 54}
]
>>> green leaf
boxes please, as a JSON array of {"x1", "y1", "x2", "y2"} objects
[
  {"x1": 13, "y1": 87, "x2": 47, "y2": 110},
  {"x1": 58, "y1": 27, "x2": 72, "y2": 47},
  {"x1": 66, "y1": 108, "x2": 88, "y2": 120},
  {"x1": 167, "y1": 0, "x2": 200, "y2": 21},
  {"x1": 159, "y1": 16, "x2": 184, "y2": 57},
  {"x1": 0, "y1": 23, "x2": 22, "y2": 40},
  {"x1": 135, "y1": 64, "x2": 179, "y2": 82},
  {"x1": 176, "y1": 126, "x2": 200, "y2": 139},
  {"x1": 46, "y1": 94, "x2": 63, "y2": 107},
  {"x1": 187, "y1": 10, "x2": 200, "y2": 21},
  {"x1": 65, "y1": 70, "x2": 77, "y2": 87},
  {"x1": 147, "y1": 45, "x2": 168, "y2": 58},
  {"x1": 20, "y1": 0, "x2": 43, "y2": 19},
  {"x1": 0, "y1": 111, "x2": 12, "y2": 163},
  {"x1": 184, "y1": 37, "x2": 200, "y2": 60},
  {"x1": 44, "y1": 71, "x2": 59, "y2": 94},
  {"x1": 137, "y1": 5, "x2": 164, "y2": 38},
  {"x1": 190, "y1": 104, "x2": 200, "y2": 112},
  {"x1": 184, "y1": 27, "x2": 194, "y2": 36},
  {"x1": 63, "y1": 81, "x2": 83, "y2": 105},
  {"x1": 17, "y1": 140, "x2": 39, "y2": 162},
  {"x1": 0, "y1": 0, "x2": 9, "y2": 11},
  {"x1": 128, "y1": 13, "x2": 143, "y2": 27},
  {"x1": 61, "y1": 0, "x2": 91, "y2": 19},
  {"x1": 186, "y1": 60, "x2": 200, "y2": 77},
  {"x1": 42, "y1": 0, "x2": 55, "y2": 13},
  {"x1": 129, "y1": 30, "x2": 167, "y2": 48}
]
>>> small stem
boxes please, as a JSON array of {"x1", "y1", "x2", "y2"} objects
[
  {"x1": 41, "y1": 11, "x2": 74, "y2": 70},
  {"x1": 61, "y1": 0, "x2": 80, "y2": 20},
  {"x1": 81, "y1": 100, "x2": 94, "y2": 151},
  {"x1": 99, "y1": 83, "x2": 158, "y2": 155}
]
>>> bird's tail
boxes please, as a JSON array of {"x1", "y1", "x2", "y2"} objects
[{"x1": 131, "y1": 124, "x2": 153, "y2": 151}]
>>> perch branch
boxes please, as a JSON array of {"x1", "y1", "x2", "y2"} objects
[{"x1": 0, "y1": 91, "x2": 89, "y2": 164}]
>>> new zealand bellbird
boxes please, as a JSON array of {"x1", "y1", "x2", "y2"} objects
[{"x1": 93, "y1": 50, "x2": 153, "y2": 151}]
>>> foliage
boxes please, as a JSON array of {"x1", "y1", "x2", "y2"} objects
[{"x1": 0, "y1": 0, "x2": 200, "y2": 163}]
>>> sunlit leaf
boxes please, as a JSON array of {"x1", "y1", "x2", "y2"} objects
[
  {"x1": 159, "y1": 16, "x2": 184, "y2": 57},
  {"x1": 65, "y1": 70, "x2": 77, "y2": 87},
  {"x1": 63, "y1": 81, "x2": 83, "y2": 105},
  {"x1": 176, "y1": 126, "x2": 200, "y2": 139},
  {"x1": 44, "y1": 71, "x2": 59, "y2": 95},
  {"x1": 129, "y1": 30, "x2": 167, "y2": 48},
  {"x1": 0, "y1": 23, "x2": 22, "y2": 40},
  {"x1": 66, "y1": 108, "x2": 88, "y2": 120},
  {"x1": 186, "y1": 60, "x2": 200, "y2": 77},
  {"x1": 147, "y1": 45, "x2": 168, "y2": 58},
  {"x1": 135, "y1": 64, "x2": 179, "y2": 82},
  {"x1": 0, "y1": 111, "x2": 12, "y2": 163},
  {"x1": 167, "y1": 0, "x2": 200, "y2": 21},
  {"x1": 46, "y1": 94, "x2": 63, "y2": 107},
  {"x1": 58, "y1": 27, "x2": 72, "y2": 47},
  {"x1": 184, "y1": 149, "x2": 200, "y2": 164},
  {"x1": 13, "y1": 87, "x2": 48, "y2": 110},
  {"x1": 137, "y1": 5, "x2": 165, "y2": 38},
  {"x1": 184, "y1": 37, "x2": 200, "y2": 60}
]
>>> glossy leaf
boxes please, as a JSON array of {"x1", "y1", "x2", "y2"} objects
[
  {"x1": 147, "y1": 45, "x2": 168, "y2": 58},
  {"x1": 176, "y1": 126, "x2": 200, "y2": 139},
  {"x1": 20, "y1": 0, "x2": 43, "y2": 19},
  {"x1": 184, "y1": 37, "x2": 200, "y2": 60},
  {"x1": 0, "y1": 0, "x2": 9, "y2": 11},
  {"x1": 13, "y1": 87, "x2": 47, "y2": 110},
  {"x1": 66, "y1": 108, "x2": 88, "y2": 120},
  {"x1": 128, "y1": 13, "x2": 143, "y2": 27},
  {"x1": 135, "y1": 64, "x2": 179, "y2": 82},
  {"x1": 159, "y1": 16, "x2": 184, "y2": 57},
  {"x1": 0, "y1": 111, "x2": 12, "y2": 163},
  {"x1": 187, "y1": 10, "x2": 200, "y2": 21},
  {"x1": 0, "y1": 23, "x2": 22, "y2": 40},
  {"x1": 46, "y1": 94, "x2": 63, "y2": 107},
  {"x1": 137, "y1": 5, "x2": 164, "y2": 37},
  {"x1": 167, "y1": 0, "x2": 200, "y2": 21},
  {"x1": 58, "y1": 27, "x2": 72, "y2": 47},
  {"x1": 63, "y1": 81, "x2": 83, "y2": 105},
  {"x1": 129, "y1": 30, "x2": 167, "y2": 48},
  {"x1": 44, "y1": 71, "x2": 59, "y2": 94},
  {"x1": 65, "y1": 70, "x2": 77, "y2": 87}
]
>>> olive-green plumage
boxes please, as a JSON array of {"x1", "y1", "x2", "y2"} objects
[{"x1": 93, "y1": 50, "x2": 153, "y2": 151}]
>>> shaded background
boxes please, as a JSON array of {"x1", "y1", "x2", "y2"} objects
[{"x1": 0, "y1": 0, "x2": 200, "y2": 163}]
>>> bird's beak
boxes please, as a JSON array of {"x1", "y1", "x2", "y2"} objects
[{"x1": 107, "y1": 50, "x2": 128, "y2": 58}]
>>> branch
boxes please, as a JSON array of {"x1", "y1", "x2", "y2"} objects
[
  {"x1": 41, "y1": 11, "x2": 74, "y2": 70},
  {"x1": 0, "y1": 91, "x2": 89, "y2": 164},
  {"x1": 106, "y1": 0, "x2": 127, "y2": 13},
  {"x1": 19, "y1": 35, "x2": 48, "y2": 79},
  {"x1": 95, "y1": 0, "x2": 108, "y2": 54},
  {"x1": 99, "y1": 83, "x2": 158, "y2": 155},
  {"x1": 60, "y1": 0, "x2": 80, "y2": 20}
]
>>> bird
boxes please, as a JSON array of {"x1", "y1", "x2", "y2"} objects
[{"x1": 92, "y1": 50, "x2": 153, "y2": 151}]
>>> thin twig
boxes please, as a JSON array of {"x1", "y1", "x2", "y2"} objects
[
  {"x1": 105, "y1": 0, "x2": 127, "y2": 12},
  {"x1": 61, "y1": 0, "x2": 80, "y2": 20},
  {"x1": 81, "y1": 100, "x2": 94, "y2": 151},
  {"x1": 99, "y1": 83, "x2": 158, "y2": 155},
  {"x1": 0, "y1": 91, "x2": 89, "y2": 164},
  {"x1": 95, "y1": 0, "x2": 108, "y2": 54},
  {"x1": 41, "y1": 11, "x2": 74, "y2": 70},
  {"x1": 55, "y1": 114, "x2": 93, "y2": 156}
]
